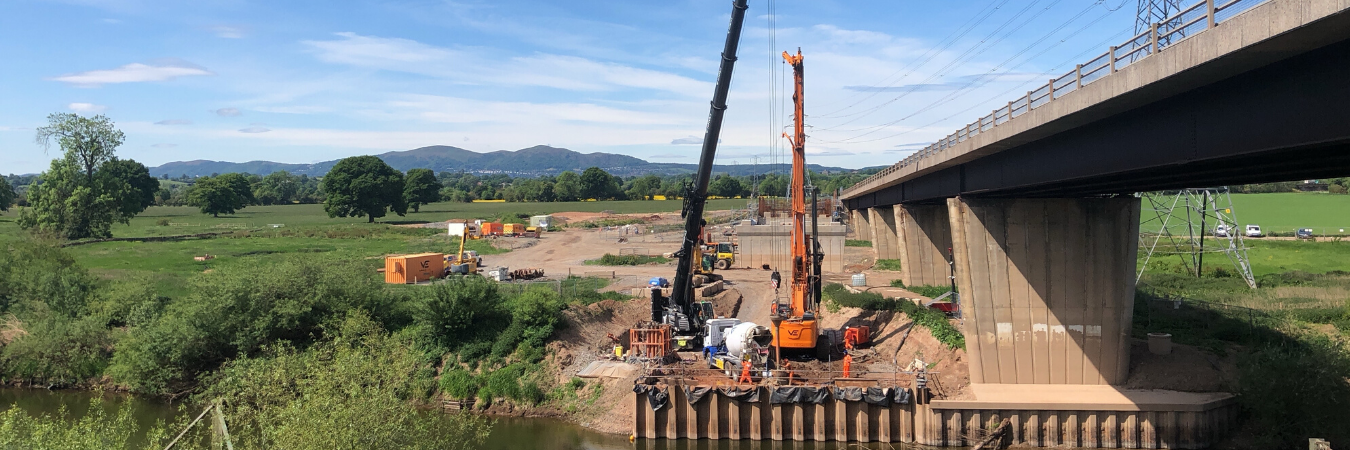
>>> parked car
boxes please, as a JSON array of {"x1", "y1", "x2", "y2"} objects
[
  {"x1": 1245, "y1": 225, "x2": 1262, "y2": 237},
  {"x1": 1297, "y1": 228, "x2": 1315, "y2": 240},
  {"x1": 1214, "y1": 224, "x2": 1229, "y2": 238}
]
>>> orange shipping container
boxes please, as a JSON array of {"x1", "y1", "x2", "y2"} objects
[
  {"x1": 504, "y1": 223, "x2": 524, "y2": 235},
  {"x1": 482, "y1": 222, "x2": 504, "y2": 235},
  {"x1": 385, "y1": 253, "x2": 445, "y2": 284}
]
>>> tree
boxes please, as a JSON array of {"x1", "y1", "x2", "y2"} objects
[
  {"x1": 402, "y1": 169, "x2": 442, "y2": 213},
  {"x1": 322, "y1": 156, "x2": 407, "y2": 223},
  {"x1": 625, "y1": 175, "x2": 661, "y2": 200},
  {"x1": 187, "y1": 175, "x2": 247, "y2": 217},
  {"x1": 99, "y1": 158, "x2": 159, "y2": 218},
  {"x1": 579, "y1": 167, "x2": 622, "y2": 200},
  {"x1": 218, "y1": 173, "x2": 256, "y2": 206},
  {"x1": 708, "y1": 175, "x2": 745, "y2": 198},
  {"x1": 254, "y1": 171, "x2": 299, "y2": 205},
  {"x1": 0, "y1": 177, "x2": 13, "y2": 211},
  {"x1": 554, "y1": 171, "x2": 581, "y2": 202},
  {"x1": 35, "y1": 113, "x2": 124, "y2": 183},
  {"x1": 19, "y1": 114, "x2": 135, "y2": 239}
]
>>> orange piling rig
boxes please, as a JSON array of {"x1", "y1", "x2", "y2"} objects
[{"x1": 771, "y1": 49, "x2": 824, "y2": 358}]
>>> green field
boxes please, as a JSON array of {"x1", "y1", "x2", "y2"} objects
[
  {"x1": 1153, "y1": 193, "x2": 1350, "y2": 235},
  {"x1": 0, "y1": 199, "x2": 745, "y2": 296}
]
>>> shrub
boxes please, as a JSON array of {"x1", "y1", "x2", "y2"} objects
[
  {"x1": 155, "y1": 218, "x2": 170, "y2": 226},
  {"x1": 0, "y1": 396, "x2": 154, "y2": 449},
  {"x1": 586, "y1": 254, "x2": 669, "y2": 266},
  {"x1": 907, "y1": 284, "x2": 956, "y2": 298},
  {"x1": 0, "y1": 241, "x2": 98, "y2": 318},
  {"x1": 439, "y1": 369, "x2": 478, "y2": 400},
  {"x1": 845, "y1": 239, "x2": 871, "y2": 247},
  {"x1": 822, "y1": 283, "x2": 965, "y2": 349},
  {"x1": 0, "y1": 315, "x2": 112, "y2": 386},
  {"x1": 416, "y1": 276, "x2": 509, "y2": 349}
]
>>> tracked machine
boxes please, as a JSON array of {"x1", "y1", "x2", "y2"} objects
[{"x1": 636, "y1": 0, "x2": 750, "y2": 354}]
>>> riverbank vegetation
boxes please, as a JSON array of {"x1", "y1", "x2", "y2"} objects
[{"x1": 585, "y1": 254, "x2": 670, "y2": 266}]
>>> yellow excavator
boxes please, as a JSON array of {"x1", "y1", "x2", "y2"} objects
[{"x1": 446, "y1": 226, "x2": 480, "y2": 275}]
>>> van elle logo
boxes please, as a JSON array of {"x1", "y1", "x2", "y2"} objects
[
  {"x1": 787, "y1": 329, "x2": 802, "y2": 338},
  {"x1": 420, "y1": 261, "x2": 430, "y2": 269}
]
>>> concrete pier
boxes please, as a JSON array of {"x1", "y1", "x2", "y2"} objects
[
  {"x1": 850, "y1": 209, "x2": 871, "y2": 241},
  {"x1": 947, "y1": 197, "x2": 1140, "y2": 385},
  {"x1": 868, "y1": 206, "x2": 899, "y2": 261},
  {"x1": 894, "y1": 204, "x2": 953, "y2": 288}
]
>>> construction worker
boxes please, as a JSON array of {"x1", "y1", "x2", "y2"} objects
[
  {"x1": 783, "y1": 360, "x2": 794, "y2": 385},
  {"x1": 738, "y1": 360, "x2": 754, "y2": 384},
  {"x1": 841, "y1": 353, "x2": 853, "y2": 379}
]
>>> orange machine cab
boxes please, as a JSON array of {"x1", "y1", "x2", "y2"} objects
[{"x1": 772, "y1": 318, "x2": 819, "y2": 349}]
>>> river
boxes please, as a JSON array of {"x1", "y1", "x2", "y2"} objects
[{"x1": 0, "y1": 388, "x2": 915, "y2": 449}]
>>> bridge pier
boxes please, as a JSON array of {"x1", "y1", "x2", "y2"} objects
[
  {"x1": 946, "y1": 197, "x2": 1139, "y2": 385},
  {"x1": 851, "y1": 208, "x2": 872, "y2": 241},
  {"x1": 869, "y1": 206, "x2": 900, "y2": 261},
  {"x1": 894, "y1": 204, "x2": 953, "y2": 288}
]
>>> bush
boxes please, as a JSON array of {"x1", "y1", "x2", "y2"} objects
[
  {"x1": 1237, "y1": 336, "x2": 1350, "y2": 448},
  {"x1": 416, "y1": 276, "x2": 509, "y2": 349},
  {"x1": 155, "y1": 218, "x2": 170, "y2": 226},
  {"x1": 0, "y1": 241, "x2": 99, "y2": 318},
  {"x1": 845, "y1": 239, "x2": 871, "y2": 247},
  {"x1": 0, "y1": 396, "x2": 156, "y2": 449},
  {"x1": 822, "y1": 284, "x2": 964, "y2": 349},
  {"x1": 440, "y1": 369, "x2": 478, "y2": 400},
  {"x1": 873, "y1": 259, "x2": 902, "y2": 271},
  {"x1": 907, "y1": 284, "x2": 956, "y2": 298},
  {"x1": 0, "y1": 315, "x2": 112, "y2": 386},
  {"x1": 109, "y1": 257, "x2": 405, "y2": 393},
  {"x1": 586, "y1": 254, "x2": 669, "y2": 266}
]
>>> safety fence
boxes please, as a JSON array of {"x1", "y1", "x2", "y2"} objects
[{"x1": 842, "y1": 0, "x2": 1270, "y2": 199}]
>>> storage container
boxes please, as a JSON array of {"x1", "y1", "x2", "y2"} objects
[{"x1": 385, "y1": 253, "x2": 445, "y2": 284}]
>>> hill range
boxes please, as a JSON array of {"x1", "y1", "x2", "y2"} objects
[{"x1": 147, "y1": 145, "x2": 863, "y2": 178}]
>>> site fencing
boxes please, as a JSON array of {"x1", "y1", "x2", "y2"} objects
[{"x1": 843, "y1": 0, "x2": 1270, "y2": 199}]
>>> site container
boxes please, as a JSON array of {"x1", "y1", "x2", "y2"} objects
[
  {"x1": 504, "y1": 223, "x2": 525, "y2": 235},
  {"x1": 482, "y1": 222, "x2": 504, "y2": 235},
  {"x1": 385, "y1": 253, "x2": 445, "y2": 284},
  {"x1": 529, "y1": 215, "x2": 553, "y2": 228}
]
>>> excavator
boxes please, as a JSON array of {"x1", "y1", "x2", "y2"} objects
[
  {"x1": 770, "y1": 49, "x2": 827, "y2": 361},
  {"x1": 645, "y1": 0, "x2": 750, "y2": 352}
]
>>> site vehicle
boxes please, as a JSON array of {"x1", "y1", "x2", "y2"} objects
[
  {"x1": 1214, "y1": 224, "x2": 1229, "y2": 238},
  {"x1": 644, "y1": 0, "x2": 749, "y2": 355},
  {"x1": 769, "y1": 49, "x2": 827, "y2": 361},
  {"x1": 707, "y1": 241, "x2": 736, "y2": 270},
  {"x1": 1298, "y1": 228, "x2": 1315, "y2": 239},
  {"x1": 705, "y1": 319, "x2": 773, "y2": 379},
  {"x1": 1246, "y1": 224, "x2": 1262, "y2": 237},
  {"x1": 690, "y1": 233, "x2": 726, "y2": 287},
  {"x1": 446, "y1": 227, "x2": 480, "y2": 275}
]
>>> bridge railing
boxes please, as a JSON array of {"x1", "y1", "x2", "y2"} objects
[{"x1": 842, "y1": 0, "x2": 1269, "y2": 200}]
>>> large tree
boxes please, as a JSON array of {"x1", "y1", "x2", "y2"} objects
[
  {"x1": 100, "y1": 158, "x2": 159, "y2": 218},
  {"x1": 625, "y1": 174, "x2": 662, "y2": 200},
  {"x1": 709, "y1": 174, "x2": 745, "y2": 198},
  {"x1": 0, "y1": 177, "x2": 14, "y2": 211},
  {"x1": 18, "y1": 114, "x2": 139, "y2": 239},
  {"x1": 579, "y1": 167, "x2": 622, "y2": 200},
  {"x1": 402, "y1": 168, "x2": 441, "y2": 213},
  {"x1": 553, "y1": 171, "x2": 581, "y2": 202},
  {"x1": 322, "y1": 156, "x2": 407, "y2": 223},
  {"x1": 187, "y1": 175, "x2": 248, "y2": 217},
  {"x1": 254, "y1": 171, "x2": 299, "y2": 205}
]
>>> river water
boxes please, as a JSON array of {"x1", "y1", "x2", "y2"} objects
[{"x1": 0, "y1": 388, "x2": 913, "y2": 449}]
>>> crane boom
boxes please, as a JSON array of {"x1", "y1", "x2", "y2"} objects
[{"x1": 651, "y1": 0, "x2": 749, "y2": 340}]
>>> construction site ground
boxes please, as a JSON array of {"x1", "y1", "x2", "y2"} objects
[{"x1": 482, "y1": 212, "x2": 1237, "y2": 435}]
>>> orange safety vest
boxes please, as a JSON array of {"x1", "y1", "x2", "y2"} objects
[
  {"x1": 842, "y1": 354, "x2": 853, "y2": 378},
  {"x1": 739, "y1": 360, "x2": 754, "y2": 384}
]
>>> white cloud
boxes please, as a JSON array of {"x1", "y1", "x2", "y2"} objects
[
  {"x1": 151, "y1": 143, "x2": 178, "y2": 148},
  {"x1": 304, "y1": 32, "x2": 454, "y2": 66},
  {"x1": 52, "y1": 60, "x2": 213, "y2": 87},
  {"x1": 214, "y1": 108, "x2": 242, "y2": 117},
  {"x1": 670, "y1": 136, "x2": 721, "y2": 145},
  {"x1": 68, "y1": 103, "x2": 108, "y2": 113},
  {"x1": 155, "y1": 119, "x2": 192, "y2": 125},
  {"x1": 239, "y1": 127, "x2": 271, "y2": 133},
  {"x1": 253, "y1": 106, "x2": 332, "y2": 114},
  {"x1": 210, "y1": 26, "x2": 245, "y2": 39}
]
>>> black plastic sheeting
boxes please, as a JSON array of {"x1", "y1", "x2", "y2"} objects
[
  {"x1": 683, "y1": 386, "x2": 714, "y2": 405},
  {"x1": 633, "y1": 384, "x2": 670, "y2": 411},
  {"x1": 864, "y1": 387, "x2": 892, "y2": 405},
  {"x1": 769, "y1": 386, "x2": 833, "y2": 404},
  {"x1": 893, "y1": 387, "x2": 913, "y2": 405},
  {"x1": 831, "y1": 386, "x2": 864, "y2": 402},
  {"x1": 718, "y1": 386, "x2": 761, "y2": 403}
]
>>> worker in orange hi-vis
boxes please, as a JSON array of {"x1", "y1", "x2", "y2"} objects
[
  {"x1": 739, "y1": 360, "x2": 754, "y2": 384},
  {"x1": 841, "y1": 353, "x2": 853, "y2": 378},
  {"x1": 783, "y1": 360, "x2": 794, "y2": 385},
  {"x1": 843, "y1": 328, "x2": 859, "y2": 351}
]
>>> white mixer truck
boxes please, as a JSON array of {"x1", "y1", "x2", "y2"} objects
[{"x1": 704, "y1": 319, "x2": 773, "y2": 379}]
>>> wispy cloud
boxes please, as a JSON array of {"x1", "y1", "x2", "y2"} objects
[
  {"x1": 214, "y1": 108, "x2": 242, "y2": 117},
  {"x1": 68, "y1": 102, "x2": 108, "y2": 114},
  {"x1": 155, "y1": 119, "x2": 192, "y2": 125},
  {"x1": 239, "y1": 126, "x2": 271, "y2": 133},
  {"x1": 210, "y1": 26, "x2": 245, "y2": 38},
  {"x1": 253, "y1": 106, "x2": 332, "y2": 114},
  {"x1": 844, "y1": 73, "x2": 1041, "y2": 93},
  {"x1": 671, "y1": 136, "x2": 702, "y2": 145},
  {"x1": 151, "y1": 143, "x2": 178, "y2": 148},
  {"x1": 51, "y1": 60, "x2": 213, "y2": 87}
]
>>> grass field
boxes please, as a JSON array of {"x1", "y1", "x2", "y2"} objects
[
  {"x1": 0, "y1": 199, "x2": 746, "y2": 296},
  {"x1": 1147, "y1": 193, "x2": 1350, "y2": 236}
]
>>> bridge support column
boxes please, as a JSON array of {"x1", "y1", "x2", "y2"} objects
[
  {"x1": 894, "y1": 204, "x2": 953, "y2": 288},
  {"x1": 851, "y1": 208, "x2": 872, "y2": 241},
  {"x1": 869, "y1": 206, "x2": 900, "y2": 261},
  {"x1": 947, "y1": 197, "x2": 1139, "y2": 385}
]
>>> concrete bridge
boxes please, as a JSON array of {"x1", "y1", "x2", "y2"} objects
[{"x1": 841, "y1": 0, "x2": 1350, "y2": 398}]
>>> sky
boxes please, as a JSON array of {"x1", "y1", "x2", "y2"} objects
[{"x1": 0, "y1": 0, "x2": 1142, "y2": 175}]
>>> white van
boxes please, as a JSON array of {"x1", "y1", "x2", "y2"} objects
[
  {"x1": 1245, "y1": 225, "x2": 1262, "y2": 237},
  {"x1": 1214, "y1": 224, "x2": 1229, "y2": 238}
]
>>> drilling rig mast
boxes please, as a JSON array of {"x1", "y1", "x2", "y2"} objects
[{"x1": 771, "y1": 49, "x2": 824, "y2": 360}]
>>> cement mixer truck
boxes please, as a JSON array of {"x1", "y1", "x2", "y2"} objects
[{"x1": 704, "y1": 319, "x2": 773, "y2": 379}]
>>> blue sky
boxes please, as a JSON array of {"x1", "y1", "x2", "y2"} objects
[{"x1": 0, "y1": 0, "x2": 1140, "y2": 175}]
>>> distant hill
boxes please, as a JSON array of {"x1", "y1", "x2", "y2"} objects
[{"x1": 147, "y1": 145, "x2": 857, "y2": 178}]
